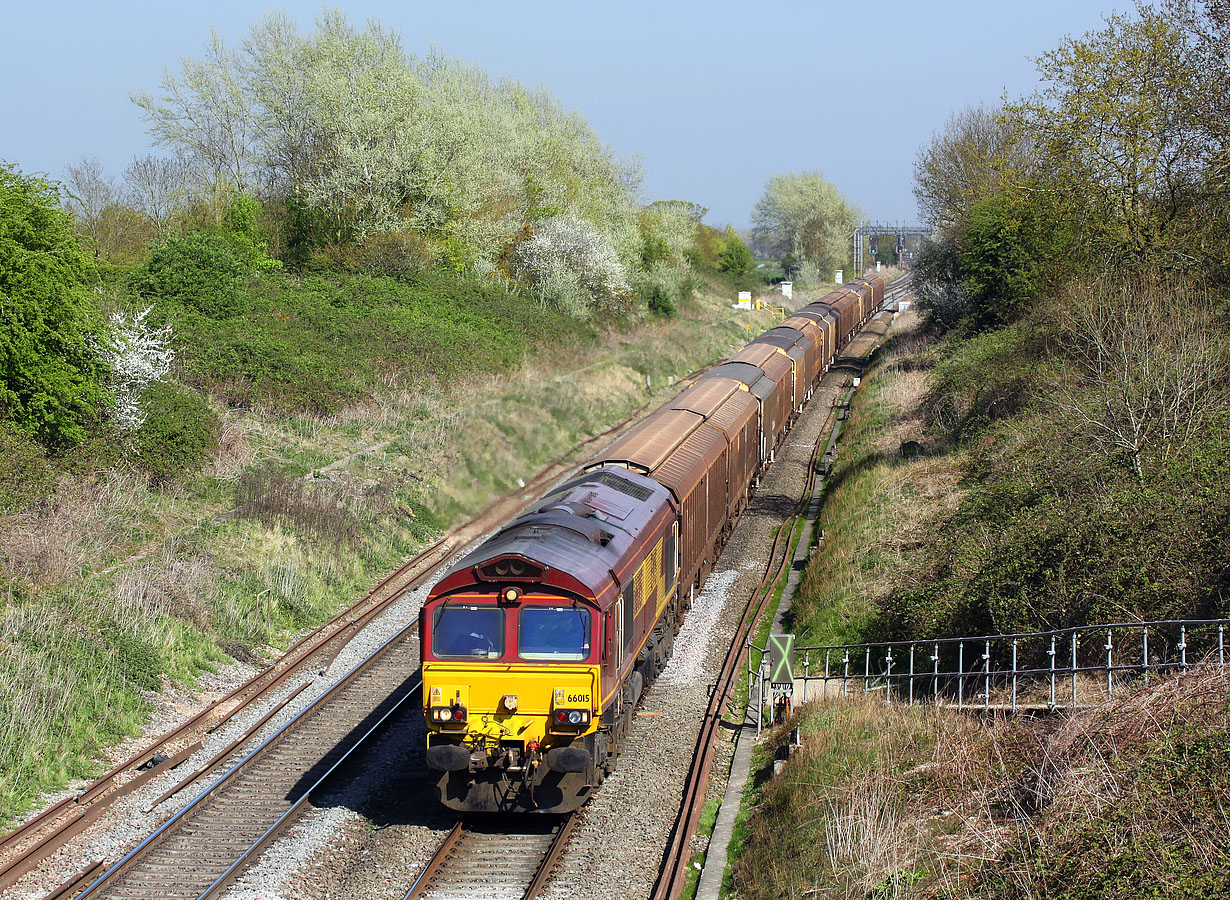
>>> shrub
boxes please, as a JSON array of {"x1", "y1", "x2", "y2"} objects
[
  {"x1": 0, "y1": 163, "x2": 107, "y2": 448},
  {"x1": 717, "y1": 226, "x2": 754, "y2": 275},
  {"x1": 0, "y1": 424, "x2": 56, "y2": 513},
  {"x1": 511, "y1": 215, "x2": 630, "y2": 316},
  {"x1": 646, "y1": 283, "x2": 676, "y2": 317},
  {"x1": 133, "y1": 381, "x2": 218, "y2": 483},
  {"x1": 130, "y1": 232, "x2": 250, "y2": 317},
  {"x1": 221, "y1": 194, "x2": 282, "y2": 273}
]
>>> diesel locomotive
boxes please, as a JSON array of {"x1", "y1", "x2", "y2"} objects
[{"x1": 421, "y1": 276, "x2": 886, "y2": 812}]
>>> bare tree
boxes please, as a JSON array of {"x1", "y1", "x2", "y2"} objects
[
  {"x1": 913, "y1": 104, "x2": 1024, "y2": 237},
  {"x1": 63, "y1": 156, "x2": 118, "y2": 258},
  {"x1": 123, "y1": 154, "x2": 188, "y2": 233},
  {"x1": 1050, "y1": 270, "x2": 1225, "y2": 483},
  {"x1": 131, "y1": 29, "x2": 258, "y2": 192}
]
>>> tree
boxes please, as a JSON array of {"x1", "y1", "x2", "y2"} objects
[
  {"x1": 124, "y1": 154, "x2": 188, "y2": 233},
  {"x1": 1050, "y1": 269, "x2": 1225, "y2": 484},
  {"x1": 132, "y1": 11, "x2": 642, "y2": 281},
  {"x1": 63, "y1": 156, "x2": 118, "y2": 259},
  {"x1": 1005, "y1": 10, "x2": 1219, "y2": 261},
  {"x1": 913, "y1": 105, "x2": 1024, "y2": 237},
  {"x1": 717, "y1": 226, "x2": 753, "y2": 275},
  {"x1": 751, "y1": 171, "x2": 859, "y2": 275},
  {"x1": 132, "y1": 29, "x2": 258, "y2": 193},
  {"x1": 511, "y1": 215, "x2": 629, "y2": 316},
  {"x1": 0, "y1": 163, "x2": 107, "y2": 448}
]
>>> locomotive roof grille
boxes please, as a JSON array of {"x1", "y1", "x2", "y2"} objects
[{"x1": 586, "y1": 469, "x2": 654, "y2": 501}]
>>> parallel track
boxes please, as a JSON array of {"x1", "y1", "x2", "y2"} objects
[
  {"x1": 404, "y1": 816, "x2": 577, "y2": 900},
  {"x1": 74, "y1": 629, "x2": 423, "y2": 899}
]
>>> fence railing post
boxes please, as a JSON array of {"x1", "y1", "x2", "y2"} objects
[
  {"x1": 885, "y1": 646, "x2": 894, "y2": 704},
  {"x1": 908, "y1": 644, "x2": 915, "y2": 707},
  {"x1": 1143, "y1": 626, "x2": 1150, "y2": 684},
  {"x1": 1180, "y1": 625, "x2": 1188, "y2": 670},
  {"x1": 932, "y1": 643, "x2": 939, "y2": 705},
  {"x1": 957, "y1": 641, "x2": 965, "y2": 711},
  {"x1": 1048, "y1": 635, "x2": 1057, "y2": 710},
  {"x1": 1011, "y1": 638, "x2": 1018, "y2": 712},
  {"x1": 983, "y1": 639, "x2": 991, "y2": 711},
  {"x1": 803, "y1": 651, "x2": 810, "y2": 704},
  {"x1": 1071, "y1": 632, "x2": 1078, "y2": 708},
  {"x1": 1105, "y1": 628, "x2": 1114, "y2": 698}
]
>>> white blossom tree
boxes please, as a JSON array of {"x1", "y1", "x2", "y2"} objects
[
  {"x1": 101, "y1": 307, "x2": 175, "y2": 435},
  {"x1": 512, "y1": 216, "x2": 630, "y2": 316}
]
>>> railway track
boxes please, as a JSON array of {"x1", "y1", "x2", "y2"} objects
[
  {"x1": 403, "y1": 816, "x2": 578, "y2": 900},
  {"x1": 2, "y1": 353, "x2": 728, "y2": 897},
  {"x1": 5, "y1": 296, "x2": 900, "y2": 899},
  {"x1": 71, "y1": 626, "x2": 422, "y2": 899}
]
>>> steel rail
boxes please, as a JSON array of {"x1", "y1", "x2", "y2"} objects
[
  {"x1": 73, "y1": 624, "x2": 420, "y2": 899},
  {"x1": 402, "y1": 815, "x2": 575, "y2": 900},
  {"x1": 1, "y1": 357, "x2": 708, "y2": 893}
]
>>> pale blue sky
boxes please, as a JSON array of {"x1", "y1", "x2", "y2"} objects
[{"x1": 2, "y1": 0, "x2": 1124, "y2": 228}]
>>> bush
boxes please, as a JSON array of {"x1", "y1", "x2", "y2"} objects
[
  {"x1": 646, "y1": 283, "x2": 677, "y2": 317},
  {"x1": 0, "y1": 424, "x2": 56, "y2": 513},
  {"x1": 133, "y1": 381, "x2": 218, "y2": 483},
  {"x1": 161, "y1": 271, "x2": 592, "y2": 413},
  {"x1": 0, "y1": 163, "x2": 107, "y2": 448},
  {"x1": 130, "y1": 232, "x2": 250, "y2": 317},
  {"x1": 717, "y1": 226, "x2": 754, "y2": 275},
  {"x1": 221, "y1": 194, "x2": 282, "y2": 273}
]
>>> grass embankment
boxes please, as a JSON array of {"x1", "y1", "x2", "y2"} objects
[
  {"x1": 0, "y1": 270, "x2": 774, "y2": 826},
  {"x1": 726, "y1": 309, "x2": 1230, "y2": 899}
]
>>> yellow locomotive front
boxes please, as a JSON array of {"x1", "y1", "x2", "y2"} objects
[
  {"x1": 420, "y1": 467, "x2": 678, "y2": 813},
  {"x1": 422, "y1": 587, "x2": 609, "y2": 813}
]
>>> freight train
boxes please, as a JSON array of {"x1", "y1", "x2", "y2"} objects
[{"x1": 420, "y1": 276, "x2": 886, "y2": 812}]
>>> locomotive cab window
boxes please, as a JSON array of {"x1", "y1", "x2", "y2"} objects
[
  {"x1": 519, "y1": 607, "x2": 591, "y2": 661},
  {"x1": 433, "y1": 605, "x2": 505, "y2": 659}
]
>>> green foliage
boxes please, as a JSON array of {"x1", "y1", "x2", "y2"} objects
[
  {"x1": 1004, "y1": 9, "x2": 1214, "y2": 263},
  {"x1": 0, "y1": 163, "x2": 107, "y2": 449},
  {"x1": 752, "y1": 171, "x2": 860, "y2": 275},
  {"x1": 221, "y1": 194, "x2": 281, "y2": 273},
  {"x1": 645, "y1": 283, "x2": 676, "y2": 318},
  {"x1": 717, "y1": 226, "x2": 754, "y2": 275},
  {"x1": 130, "y1": 232, "x2": 251, "y2": 317},
  {"x1": 132, "y1": 381, "x2": 219, "y2": 483},
  {"x1": 0, "y1": 423, "x2": 56, "y2": 512},
  {"x1": 157, "y1": 271, "x2": 592, "y2": 412},
  {"x1": 959, "y1": 193, "x2": 1063, "y2": 329},
  {"x1": 134, "y1": 12, "x2": 642, "y2": 283}
]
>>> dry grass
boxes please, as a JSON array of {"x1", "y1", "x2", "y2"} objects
[
  {"x1": 0, "y1": 470, "x2": 153, "y2": 582},
  {"x1": 735, "y1": 667, "x2": 1230, "y2": 900},
  {"x1": 790, "y1": 310, "x2": 964, "y2": 646}
]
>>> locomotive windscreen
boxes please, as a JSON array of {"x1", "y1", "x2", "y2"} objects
[
  {"x1": 433, "y1": 606, "x2": 504, "y2": 659},
  {"x1": 519, "y1": 607, "x2": 591, "y2": 661}
]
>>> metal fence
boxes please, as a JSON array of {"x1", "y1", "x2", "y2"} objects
[{"x1": 753, "y1": 619, "x2": 1228, "y2": 719}]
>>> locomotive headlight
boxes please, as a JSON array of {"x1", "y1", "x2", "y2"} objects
[
  {"x1": 550, "y1": 708, "x2": 590, "y2": 729},
  {"x1": 430, "y1": 704, "x2": 467, "y2": 725}
]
